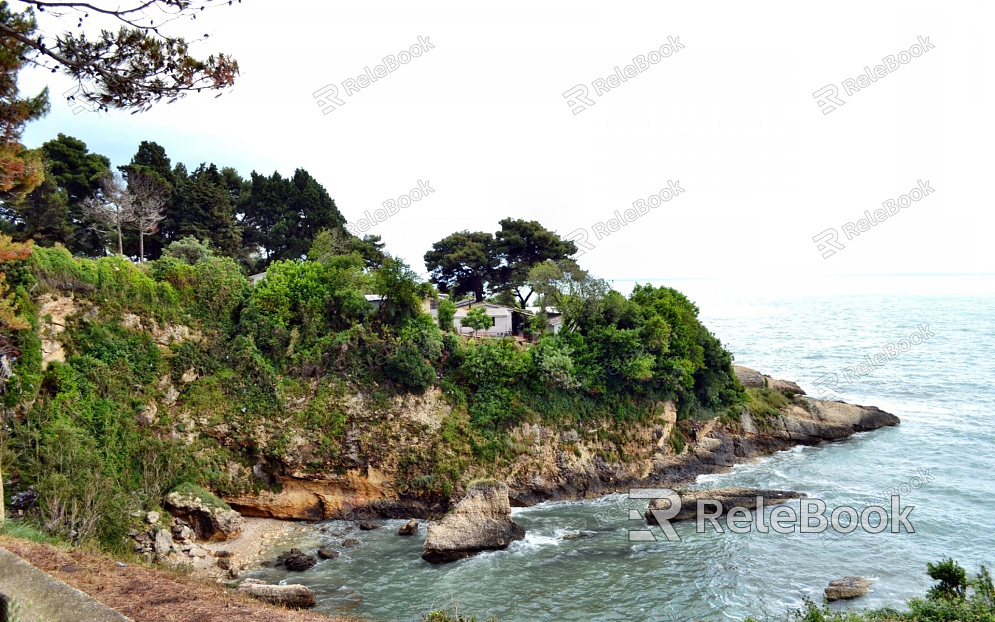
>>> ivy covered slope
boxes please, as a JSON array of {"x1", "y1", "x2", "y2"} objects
[{"x1": 0, "y1": 234, "x2": 744, "y2": 551}]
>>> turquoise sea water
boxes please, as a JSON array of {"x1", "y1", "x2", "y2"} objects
[{"x1": 248, "y1": 275, "x2": 995, "y2": 621}]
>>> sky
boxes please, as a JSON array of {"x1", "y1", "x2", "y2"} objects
[{"x1": 16, "y1": 1, "x2": 995, "y2": 295}]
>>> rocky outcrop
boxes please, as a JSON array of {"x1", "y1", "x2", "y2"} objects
[
  {"x1": 733, "y1": 365, "x2": 766, "y2": 389},
  {"x1": 236, "y1": 579, "x2": 316, "y2": 608},
  {"x1": 422, "y1": 481, "x2": 525, "y2": 563},
  {"x1": 225, "y1": 468, "x2": 447, "y2": 521},
  {"x1": 398, "y1": 519, "x2": 419, "y2": 536},
  {"x1": 825, "y1": 576, "x2": 871, "y2": 601},
  {"x1": 646, "y1": 488, "x2": 803, "y2": 524},
  {"x1": 734, "y1": 365, "x2": 806, "y2": 395},
  {"x1": 37, "y1": 295, "x2": 78, "y2": 369},
  {"x1": 165, "y1": 487, "x2": 244, "y2": 542}
]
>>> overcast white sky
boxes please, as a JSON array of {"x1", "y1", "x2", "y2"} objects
[{"x1": 17, "y1": 1, "x2": 995, "y2": 295}]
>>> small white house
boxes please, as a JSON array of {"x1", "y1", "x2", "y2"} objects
[{"x1": 453, "y1": 302, "x2": 513, "y2": 337}]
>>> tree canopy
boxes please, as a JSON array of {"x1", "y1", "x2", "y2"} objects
[
  {"x1": 1, "y1": 0, "x2": 239, "y2": 113},
  {"x1": 424, "y1": 219, "x2": 577, "y2": 306}
]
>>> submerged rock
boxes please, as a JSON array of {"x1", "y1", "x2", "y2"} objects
[
  {"x1": 825, "y1": 576, "x2": 871, "y2": 601},
  {"x1": 236, "y1": 578, "x2": 316, "y2": 608},
  {"x1": 317, "y1": 546, "x2": 339, "y2": 559},
  {"x1": 422, "y1": 481, "x2": 525, "y2": 564},
  {"x1": 646, "y1": 488, "x2": 804, "y2": 524},
  {"x1": 357, "y1": 520, "x2": 380, "y2": 531},
  {"x1": 398, "y1": 519, "x2": 419, "y2": 536},
  {"x1": 342, "y1": 538, "x2": 360, "y2": 548}
]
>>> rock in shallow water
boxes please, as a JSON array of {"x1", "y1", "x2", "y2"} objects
[
  {"x1": 274, "y1": 548, "x2": 317, "y2": 571},
  {"x1": 645, "y1": 488, "x2": 804, "y2": 524},
  {"x1": 317, "y1": 546, "x2": 339, "y2": 559},
  {"x1": 398, "y1": 519, "x2": 419, "y2": 536},
  {"x1": 422, "y1": 480, "x2": 525, "y2": 564},
  {"x1": 825, "y1": 576, "x2": 871, "y2": 601}
]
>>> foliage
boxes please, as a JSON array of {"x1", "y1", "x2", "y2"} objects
[
  {"x1": 0, "y1": 234, "x2": 32, "y2": 330},
  {"x1": 425, "y1": 230, "x2": 497, "y2": 302},
  {"x1": 241, "y1": 169, "x2": 348, "y2": 265},
  {"x1": 162, "y1": 236, "x2": 214, "y2": 265},
  {"x1": 3, "y1": 0, "x2": 239, "y2": 112},
  {"x1": 928, "y1": 558, "x2": 969, "y2": 600},
  {"x1": 461, "y1": 306, "x2": 492, "y2": 336},
  {"x1": 491, "y1": 218, "x2": 577, "y2": 308},
  {"x1": 0, "y1": 1, "x2": 49, "y2": 203},
  {"x1": 437, "y1": 298, "x2": 456, "y2": 332}
]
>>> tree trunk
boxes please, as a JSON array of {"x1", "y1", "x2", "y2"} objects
[
  {"x1": 117, "y1": 221, "x2": 123, "y2": 256},
  {"x1": 139, "y1": 231, "x2": 145, "y2": 262}
]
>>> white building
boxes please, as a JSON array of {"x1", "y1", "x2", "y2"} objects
[{"x1": 453, "y1": 302, "x2": 514, "y2": 337}]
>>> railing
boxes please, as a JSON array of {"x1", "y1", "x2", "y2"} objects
[{"x1": 457, "y1": 328, "x2": 511, "y2": 337}]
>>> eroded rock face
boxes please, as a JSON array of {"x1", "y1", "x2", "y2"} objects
[
  {"x1": 646, "y1": 488, "x2": 804, "y2": 524},
  {"x1": 165, "y1": 489, "x2": 244, "y2": 542},
  {"x1": 422, "y1": 481, "x2": 525, "y2": 564},
  {"x1": 236, "y1": 579, "x2": 316, "y2": 609},
  {"x1": 825, "y1": 576, "x2": 871, "y2": 601}
]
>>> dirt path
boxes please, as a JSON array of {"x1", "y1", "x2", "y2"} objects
[{"x1": 0, "y1": 536, "x2": 355, "y2": 622}]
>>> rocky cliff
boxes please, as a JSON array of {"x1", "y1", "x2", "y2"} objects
[{"x1": 223, "y1": 367, "x2": 899, "y2": 520}]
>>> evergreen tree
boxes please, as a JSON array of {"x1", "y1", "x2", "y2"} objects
[{"x1": 241, "y1": 169, "x2": 347, "y2": 264}]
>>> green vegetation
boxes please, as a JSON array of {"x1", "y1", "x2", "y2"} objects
[
  {"x1": 0, "y1": 226, "x2": 746, "y2": 552},
  {"x1": 743, "y1": 560, "x2": 995, "y2": 622}
]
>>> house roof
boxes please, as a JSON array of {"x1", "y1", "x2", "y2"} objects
[{"x1": 454, "y1": 303, "x2": 513, "y2": 317}]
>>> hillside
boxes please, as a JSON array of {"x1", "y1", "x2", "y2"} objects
[{"x1": 0, "y1": 238, "x2": 748, "y2": 552}]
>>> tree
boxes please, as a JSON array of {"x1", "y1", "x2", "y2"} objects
[
  {"x1": 162, "y1": 235, "x2": 213, "y2": 264},
  {"x1": 241, "y1": 169, "x2": 347, "y2": 264},
  {"x1": 437, "y1": 298, "x2": 456, "y2": 332},
  {"x1": 424, "y1": 231, "x2": 497, "y2": 302},
  {"x1": 492, "y1": 218, "x2": 577, "y2": 308},
  {"x1": 372, "y1": 256, "x2": 431, "y2": 324},
  {"x1": 171, "y1": 163, "x2": 242, "y2": 255},
  {"x1": 0, "y1": 234, "x2": 32, "y2": 528},
  {"x1": 122, "y1": 168, "x2": 169, "y2": 262},
  {"x1": 0, "y1": 2, "x2": 48, "y2": 203},
  {"x1": 80, "y1": 172, "x2": 129, "y2": 255},
  {"x1": 1, "y1": 1, "x2": 239, "y2": 113},
  {"x1": 462, "y1": 305, "x2": 491, "y2": 337},
  {"x1": 309, "y1": 228, "x2": 387, "y2": 269}
]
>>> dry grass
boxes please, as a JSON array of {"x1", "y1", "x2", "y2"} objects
[{"x1": 0, "y1": 536, "x2": 357, "y2": 622}]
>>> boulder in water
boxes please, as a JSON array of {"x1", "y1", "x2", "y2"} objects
[
  {"x1": 825, "y1": 577, "x2": 871, "y2": 601},
  {"x1": 398, "y1": 519, "x2": 419, "y2": 536},
  {"x1": 422, "y1": 480, "x2": 525, "y2": 563},
  {"x1": 646, "y1": 488, "x2": 804, "y2": 524}
]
